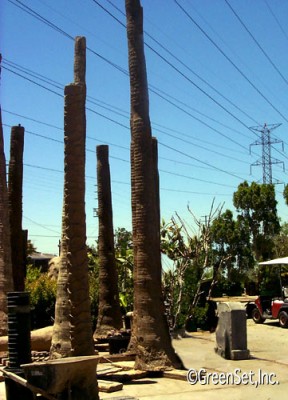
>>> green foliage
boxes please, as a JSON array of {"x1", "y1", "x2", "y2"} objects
[
  {"x1": 272, "y1": 222, "x2": 288, "y2": 258},
  {"x1": 283, "y1": 185, "x2": 288, "y2": 206},
  {"x1": 258, "y1": 266, "x2": 282, "y2": 297},
  {"x1": 233, "y1": 181, "x2": 280, "y2": 260},
  {"x1": 87, "y1": 245, "x2": 99, "y2": 330},
  {"x1": 186, "y1": 304, "x2": 209, "y2": 331},
  {"x1": 211, "y1": 278, "x2": 243, "y2": 297},
  {"x1": 193, "y1": 304, "x2": 209, "y2": 329},
  {"x1": 115, "y1": 228, "x2": 134, "y2": 312},
  {"x1": 26, "y1": 240, "x2": 37, "y2": 256},
  {"x1": 25, "y1": 264, "x2": 57, "y2": 329}
]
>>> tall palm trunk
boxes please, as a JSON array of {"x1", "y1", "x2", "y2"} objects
[
  {"x1": 126, "y1": 0, "x2": 183, "y2": 371},
  {"x1": 94, "y1": 145, "x2": 122, "y2": 338},
  {"x1": 51, "y1": 36, "x2": 95, "y2": 360},
  {"x1": 8, "y1": 124, "x2": 25, "y2": 292},
  {"x1": 0, "y1": 106, "x2": 13, "y2": 336}
]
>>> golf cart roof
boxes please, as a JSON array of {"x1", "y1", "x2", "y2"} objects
[{"x1": 259, "y1": 257, "x2": 288, "y2": 265}]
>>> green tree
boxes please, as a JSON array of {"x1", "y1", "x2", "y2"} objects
[
  {"x1": 25, "y1": 265, "x2": 57, "y2": 329},
  {"x1": 272, "y1": 222, "x2": 288, "y2": 258},
  {"x1": 283, "y1": 185, "x2": 288, "y2": 206},
  {"x1": 210, "y1": 209, "x2": 254, "y2": 279},
  {"x1": 161, "y1": 217, "x2": 196, "y2": 330},
  {"x1": 161, "y1": 202, "x2": 223, "y2": 329},
  {"x1": 115, "y1": 227, "x2": 134, "y2": 312},
  {"x1": 233, "y1": 181, "x2": 280, "y2": 260}
]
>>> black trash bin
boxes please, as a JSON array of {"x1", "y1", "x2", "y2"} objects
[
  {"x1": 108, "y1": 334, "x2": 130, "y2": 354},
  {"x1": 5, "y1": 292, "x2": 33, "y2": 400}
]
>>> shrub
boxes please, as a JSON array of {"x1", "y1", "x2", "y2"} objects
[{"x1": 25, "y1": 264, "x2": 57, "y2": 329}]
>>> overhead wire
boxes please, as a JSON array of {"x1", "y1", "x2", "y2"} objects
[
  {"x1": 6, "y1": 0, "x2": 270, "y2": 162},
  {"x1": 7, "y1": 0, "x2": 287, "y2": 162},
  {"x1": 3, "y1": 65, "x2": 284, "y2": 185},
  {"x1": 173, "y1": 0, "x2": 288, "y2": 124},
  {"x1": 3, "y1": 118, "x2": 250, "y2": 187},
  {"x1": 264, "y1": 0, "x2": 288, "y2": 43},
  {"x1": 2, "y1": 61, "x2": 256, "y2": 164},
  {"x1": 103, "y1": 0, "x2": 260, "y2": 126},
  {"x1": 9, "y1": 0, "x2": 265, "y2": 144},
  {"x1": 5, "y1": 1, "x2": 286, "y2": 186},
  {"x1": 91, "y1": 0, "x2": 262, "y2": 136},
  {"x1": 224, "y1": 0, "x2": 288, "y2": 87},
  {"x1": 2, "y1": 56, "x2": 257, "y2": 154}
]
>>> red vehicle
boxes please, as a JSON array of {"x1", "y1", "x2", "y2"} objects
[{"x1": 251, "y1": 257, "x2": 288, "y2": 329}]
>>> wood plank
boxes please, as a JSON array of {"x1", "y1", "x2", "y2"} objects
[
  {"x1": 163, "y1": 369, "x2": 189, "y2": 381},
  {"x1": 101, "y1": 369, "x2": 147, "y2": 382},
  {"x1": 98, "y1": 379, "x2": 123, "y2": 393},
  {"x1": 95, "y1": 343, "x2": 109, "y2": 351},
  {"x1": 211, "y1": 296, "x2": 257, "y2": 303},
  {"x1": 163, "y1": 368, "x2": 206, "y2": 381},
  {"x1": 97, "y1": 366, "x2": 123, "y2": 376},
  {"x1": 99, "y1": 353, "x2": 136, "y2": 363}
]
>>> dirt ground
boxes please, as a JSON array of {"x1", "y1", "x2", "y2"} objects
[{"x1": 1, "y1": 318, "x2": 287, "y2": 399}]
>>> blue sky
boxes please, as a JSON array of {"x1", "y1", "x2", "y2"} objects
[{"x1": 1, "y1": 0, "x2": 288, "y2": 255}]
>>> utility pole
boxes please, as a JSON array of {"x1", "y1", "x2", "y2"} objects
[{"x1": 250, "y1": 123, "x2": 284, "y2": 184}]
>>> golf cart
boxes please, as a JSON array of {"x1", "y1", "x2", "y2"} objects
[{"x1": 251, "y1": 257, "x2": 288, "y2": 329}]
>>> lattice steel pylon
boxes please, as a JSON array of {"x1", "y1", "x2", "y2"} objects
[{"x1": 250, "y1": 123, "x2": 284, "y2": 184}]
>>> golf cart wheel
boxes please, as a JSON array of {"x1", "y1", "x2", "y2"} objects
[
  {"x1": 252, "y1": 308, "x2": 265, "y2": 324},
  {"x1": 279, "y1": 311, "x2": 288, "y2": 329}
]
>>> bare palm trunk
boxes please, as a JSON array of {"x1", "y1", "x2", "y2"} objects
[
  {"x1": 51, "y1": 37, "x2": 96, "y2": 368},
  {"x1": 8, "y1": 124, "x2": 25, "y2": 292},
  {"x1": 0, "y1": 106, "x2": 13, "y2": 336},
  {"x1": 94, "y1": 145, "x2": 123, "y2": 338},
  {"x1": 126, "y1": 0, "x2": 183, "y2": 371}
]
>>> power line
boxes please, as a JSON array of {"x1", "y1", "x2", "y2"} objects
[
  {"x1": 150, "y1": 87, "x2": 249, "y2": 151},
  {"x1": 23, "y1": 215, "x2": 61, "y2": 235},
  {"x1": 2, "y1": 61, "x2": 255, "y2": 161},
  {"x1": 173, "y1": 0, "x2": 288, "y2": 124},
  {"x1": 3, "y1": 109, "x2": 252, "y2": 183},
  {"x1": 4, "y1": 58, "x2": 252, "y2": 152},
  {"x1": 158, "y1": 141, "x2": 250, "y2": 182},
  {"x1": 91, "y1": 0, "x2": 259, "y2": 134},
  {"x1": 2, "y1": 105, "x2": 249, "y2": 157},
  {"x1": 224, "y1": 0, "x2": 288, "y2": 87},
  {"x1": 264, "y1": 0, "x2": 288, "y2": 43},
  {"x1": 103, "y1": 0, "x2": 259, "y2": 126},
  {"x1": 160, "y1": 169, "x2": 235, "y2": 188},
  {"x1": 5, "y1": 1, "x2": 263, "y2": 149},
  {"x1": 5, "y1": 2, "x2": 281, "y2": 184}
]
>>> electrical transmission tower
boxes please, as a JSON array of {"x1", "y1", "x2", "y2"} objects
[{"x1": 250, "y1": 123, "x2": 284, "y2": 184}]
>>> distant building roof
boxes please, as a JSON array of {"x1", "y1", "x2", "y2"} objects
[{"x1": 29, "y1": 252, "x2": 56, "y2": 261}]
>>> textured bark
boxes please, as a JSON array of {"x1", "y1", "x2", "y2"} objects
[
  {"x1": 8, "y1": 124, "x2": 25, "y2": 291},
  {"x1": 51, "y1": 39, "x2": 97, "y2": 388},
  {"x1": 0, "y1": 106, "x2": 13, "y2": 336},
  {"x1": 74, "y1": 36, "x2": 86, "y2": 84},
  {"x1": 94, "y1": 145, "x2": 122, "y2": 338},
  {"x1": 126, "y1": 0, "x2": 183, "y2": 371}
]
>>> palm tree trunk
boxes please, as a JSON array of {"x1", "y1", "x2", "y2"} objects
[
  {"x1": 51, "y1": 37, "x2": 96, "y2": 366},
  {"x1": 126, "y1": 0, "x2": 183, "y2": 371},
  {"x1": 8, "y1": 124, "x2": 25, "y2": 292},
  {"x1": 0, "y1": 106, "x2": 14, "y2": 336},
  {"x1": 94, "y1": 145, "x2": 123, "y2": 338}
]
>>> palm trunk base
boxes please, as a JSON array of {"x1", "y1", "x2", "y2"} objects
[{"x1": 133, "y1": 342, "x2": 184, "y2": 371}]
